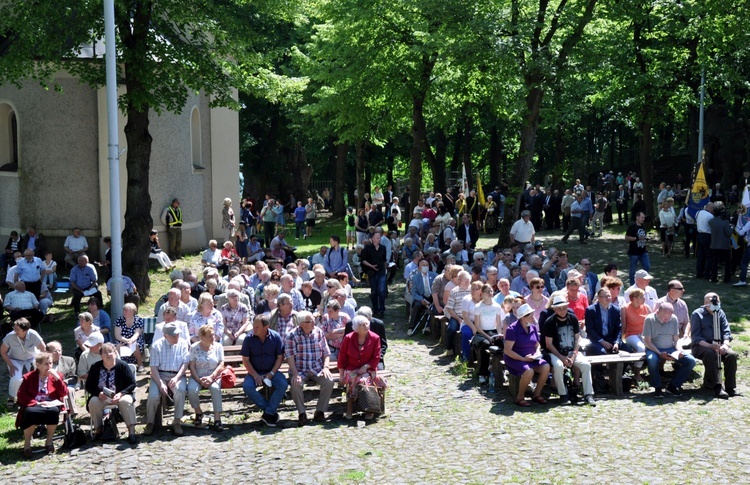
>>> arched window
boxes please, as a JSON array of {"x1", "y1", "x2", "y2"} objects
[
  {"x1": 191, "y1": 106, "x2": 203, "y2": 169},
  {"x1": 0, "y1": 102, "x2": 18, "y2": 172}
]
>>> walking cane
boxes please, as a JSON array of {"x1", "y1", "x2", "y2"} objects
[{"x1": 712, "y1": 296, "x2": 723, "y2": 386}]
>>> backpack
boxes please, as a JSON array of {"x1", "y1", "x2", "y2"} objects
[{"x1": 347, "y1": 215, "x2": 355, "y2": 226}]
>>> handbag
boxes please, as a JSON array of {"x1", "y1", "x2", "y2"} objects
[
  {"x1": 220, "y1": 366, "x2": 237, "y2": 389},
  {"x1": 355, "y1": 383, "x2": 382, "y2": 414},
  {"x1": 63, "y1": 413, "x2": 87, "y2": 449}
]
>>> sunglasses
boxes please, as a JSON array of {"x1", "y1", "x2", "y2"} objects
[{"x1": 533, "y1": 285, "x2": 544, "y2": 289}]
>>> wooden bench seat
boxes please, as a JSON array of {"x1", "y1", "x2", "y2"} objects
[{"x1": 587, "y1": 352, "x2": 645, "y2": 397}]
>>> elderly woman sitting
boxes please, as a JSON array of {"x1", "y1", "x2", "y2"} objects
[
  {"x1": 220, "y1": 289, "x2": 252, "y2": 346},
  {"x1": 319, "y1": 300, "x2": 349, "y2": 358},
  {"x1": 85, "y1": 343, "x2": 138, "y2": 444},
  {"x1": 113, "y1": 302, "x2": 145, "y2": 372},
  {"x1": 188, "y1": 325, "x2": 226, "y2": 432},
  {"x1": 338, "y1": 315, "x2": 387, "y2": 420},
  {"x1": 503, "y1": 303, "x2": 550, "y2": 407},
  {"x1": 16, "y1": 352, "x2": 68, "y2": 458},
  {"x1": 189, "y1": 292, "x2": 224, "y2": 343}
]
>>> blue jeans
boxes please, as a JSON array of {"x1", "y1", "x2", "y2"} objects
[
  {"x1": 739, "y1": 245, "x2": 750, "y2": 282},
  {"x1": 628, "y1": 253, "x2": 651, "y2": 286},
  {"x1": 460, "y1": 325, "x2": 474, "y2": 362},
  {"x1": 242, "y1": 371, "x2": 289, "y2": 415},
  {"x1": 646, "y1": 347, "x2": 696, "y2": 389},
  {"x1": 369, "y1": 272, "x2": 387, "y2": 313},
  {"x1": 446, "y1": 318, "x2": 460, "y2": 352}
]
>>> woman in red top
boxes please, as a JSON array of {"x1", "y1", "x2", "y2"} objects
[
  {"x1": 16, "y1": 352, "x2": 68, "y2": 458},
  {"x1": 338, "y1": 316, "x2": 387, "y2": 420}
]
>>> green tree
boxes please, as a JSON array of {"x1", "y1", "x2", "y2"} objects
[{"x1": 0, "y1": 0, "x2": 296, "y2": 295}]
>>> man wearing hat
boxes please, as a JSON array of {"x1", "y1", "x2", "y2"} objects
[
  {"x1": 625, "y1": 270, "x2": 659, "y2": 311},
  {"x1": 77, "y1": 332, "x2": 104, "y2": 387},
  {"x1": 543, "y1": 294, "x2": 596, "y2": 406},
  {"x1": 144, "y1": 322, "x2": 189, "y2": 437}
]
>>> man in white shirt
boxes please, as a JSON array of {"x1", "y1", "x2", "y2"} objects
[
  {"x1": 695, "y1": 203, "x2": 714, "y2": 279},
  {"x1": 63, "y1": 227, "x2": 89, "y2": 267},
  {"x1": 509, "y1": 210, "x2": 535, "y2": 246}
]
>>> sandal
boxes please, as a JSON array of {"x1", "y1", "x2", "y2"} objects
[
  {"x1": 23, "y1": 448, "x2": 33, "y2": 459},
  {"x1": 213, "y1": 421, "x2": 224, "y2": 432},
  {"x1": 532, "y1": 395, "x2": 547, "y2": 404},
  {"x1": 193, "y1": 414, "x2": 203, "y2": 426},
  {"x1": 45, "y1": 443, "x2": 54, "y2": 454},
  {"x1": 516, "y1": 399, "x2": 531, "y2": 407}
]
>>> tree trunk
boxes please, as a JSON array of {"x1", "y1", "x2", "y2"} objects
[
  {"x1": 463, "y1": 115, "x2": 472, "y2": 186},
  {"x1": 450, "y1": 123, "x2": 462, "y2": 175},
  {"x1": 409, "y1": 95, "x2": 424, "y2": 218},
  {"x1": 554, "y1": 123, "x2": 566, "y2": 189},
  {"x1": 489, "y1": 125, "x2": 501, "y2": 188},
  {"x1": 499, "y1": 84, "x2": 544, "y2": 244},
  {"x1": 355, "y1": 141, "x2": 366, "y2": 209},
  {"x1": 122, "y1": 106, "x2": 153, "y2": 297},
  {"x1": 333, "y1": 142, "x2": 348, "y2": 216},
  {"x1": 431, "y1": 128, "x2": 448, "y2": 194},
  {"x1": 638, "y1": 120, "x2": 655, "y2": 219}
]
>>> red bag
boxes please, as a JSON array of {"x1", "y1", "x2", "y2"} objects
[{"x1": 220, "y1": 367, "x2": 237, "y2": 389}]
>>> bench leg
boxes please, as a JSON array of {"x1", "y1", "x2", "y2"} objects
[
  {"x1": 440, "y1": 319, "x2": 448, "y2": 347},
  {"x1": 608, "y1": 362, "x2": 625, "y2": 397},
  {"x1": 429, "y1": 316, "x2": 440, "y2": 340}
]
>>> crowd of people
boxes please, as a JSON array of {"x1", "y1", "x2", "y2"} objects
[
  {"x1": 2, "y1": 169, "x2": 747, "y2": 457},
  {"x1": 396, "y1": 174, "x2": 740, "y2": 408}
]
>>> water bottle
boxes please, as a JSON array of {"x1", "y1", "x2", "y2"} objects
[{"x1": 488, "y1": 371, "x2": 496, "y2": 393}]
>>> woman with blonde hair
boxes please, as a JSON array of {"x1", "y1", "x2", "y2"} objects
[
  {"x1": 222, "y1": 197, "x2": 236, "y2": 242},
  {"x1": 189, "y1": 293, "x2": 224, "y2": 343},
  {"x1": 188, "y1": 325, "x2": 226, "y2": 431},
  {"x1": 113, "y1": 303, "x2": 145, "y2": 372}
]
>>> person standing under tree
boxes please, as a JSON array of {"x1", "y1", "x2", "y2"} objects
[
  {"x1": 625, "y1": 211, "x2": 650, "y2": 286},
  {"x1": 160, "y1": 198, "x2": 183, "y2": 260}
]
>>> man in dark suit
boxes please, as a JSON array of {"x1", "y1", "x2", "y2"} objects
[
  {"x1": 529, "y1": 189, "x2": 545, "y2": 231},
  {"x1": 614, "y1": 185, "x2": 629, "y2": 225},
  {"x1": 456, "y1": 214, "x2": 479, "y2": 250},
  {"x1": 584, "y1": 287, "x2": 622, "y2": 356},
  {"x1": 344, "y1": 306, "x2": 388, "y2": 369},
  {"x1": 407, "y1": 259, "x2": 437, "y2": 335}
]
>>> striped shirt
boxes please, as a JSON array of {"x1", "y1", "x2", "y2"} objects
[
  {"x1": 445, "y1": 286, "x2": 472, "y2": 315},
  {"x1": 4, "y1": 290, "x2": 39, "y2": 310},
  {"x1": 150, "y1": 337, "x2": 189, "y2": 373},
  {"x1": 284, "y1": 326, "x2": 330, "y2": 379}
]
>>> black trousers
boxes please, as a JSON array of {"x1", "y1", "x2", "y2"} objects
[{"x1": 695, "y1": 233, "x2": 712, "y2": 278}]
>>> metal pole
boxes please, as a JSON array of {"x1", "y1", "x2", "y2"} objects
[
  {"x1": 104, "y1": 0, "x2": 124, "y2": 319},
  {"x1": 697, "y1": 67, "x2": 705, "y2": 166}
]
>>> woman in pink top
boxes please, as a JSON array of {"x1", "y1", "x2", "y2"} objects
[{"x1": 620, "y1": 288, "x2": 650, "y2": 381}]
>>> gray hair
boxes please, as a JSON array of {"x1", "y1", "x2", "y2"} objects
[
  {"x1": 352, "y1": 315, "x2": 370, "y2": 330},
  {"x1": 356, "y1": 306, "x2": 373, "y2": 319}
]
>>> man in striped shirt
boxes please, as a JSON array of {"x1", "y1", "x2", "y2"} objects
[
  {"x1": 285, "y1": 311, "x2": 333, "y2": 426},
  {"x1": 442, "y1": 271, "x2": 472, "y2": 358},
  {"x1": 144, "y1": 323, "x2": 189, "y2": 436}
]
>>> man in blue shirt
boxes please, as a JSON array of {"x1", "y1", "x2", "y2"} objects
[
  {"x1": 580, "y1": 191, "x2": 594, "y2": 239},
  {"x1": 323, "y1": 235, "x2": 349, "y2": 278},
  {"x1": 70, "y1": 255, "x2": 102, "y2": 315},
  {"x1": 293, "y1": 201, "x2": 307, "y2": 240},
  {"x1": 14, "y1": 249, "x2": 44, "y2": 298},
  {"x1": 241, "y1": 315, "x2": 288, "y2": 426}
]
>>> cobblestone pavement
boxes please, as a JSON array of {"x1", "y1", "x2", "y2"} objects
[{"x1": 2, "y1": 286, "x2": 749, "y2": 484}]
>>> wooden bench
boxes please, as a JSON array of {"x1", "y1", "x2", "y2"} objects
[
  {"x1": 587, "y1": 352, "x2": 645, "y2": 397},
  {"x1": 187, "y1": 344, "x2": 393, "y2": 413}
]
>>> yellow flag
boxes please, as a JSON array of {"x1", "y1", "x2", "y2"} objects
[
  {"x1": 691, "y1": 162, "x2": 708, "y2": 195},
  {"x1": 477, "y1": 174, "x2": 486, "y2": 205}
]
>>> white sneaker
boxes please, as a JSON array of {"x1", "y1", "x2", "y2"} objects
[
  {"x1": 478, "y1": 376, "x2": 487, "y2": 384},
  {"x1": 733, "y1": 281, "x2": 747, "y2": 287}
]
